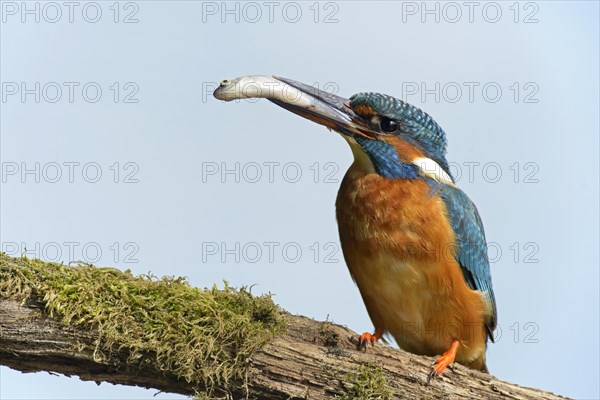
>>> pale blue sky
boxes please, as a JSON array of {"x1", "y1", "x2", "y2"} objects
[{"x1": 1, "y1": 1, "x2": 598, "y2": 399}]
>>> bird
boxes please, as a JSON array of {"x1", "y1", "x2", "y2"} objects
[{"x1": 213, "y1": 76, "x2": 497, "y2": 381}]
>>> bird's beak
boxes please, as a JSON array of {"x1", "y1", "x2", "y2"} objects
[{"x1": 213, "y1": 76, "x2": 373, "y2": 138}]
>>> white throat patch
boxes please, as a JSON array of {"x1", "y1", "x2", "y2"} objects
[
  {"x1": 340, "y1": 135, "x2": 455, "y2": 185},
  {"x1": 342, "y1": 136, "x2": 376, "y2": 173}
]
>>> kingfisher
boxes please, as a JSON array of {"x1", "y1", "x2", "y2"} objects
[{"x1": 213, "y1": 76, "x2": 497, "y2": 380}]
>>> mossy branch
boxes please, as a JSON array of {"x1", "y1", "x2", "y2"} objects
[{"x1": 0, "y1": 254, "x2": 566, "y2": 399}]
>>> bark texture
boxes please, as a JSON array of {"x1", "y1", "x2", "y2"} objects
[{"x1": 0, "y1": 297, "x2": 567, "y2": 400}]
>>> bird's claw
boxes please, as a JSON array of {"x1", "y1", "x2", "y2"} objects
[
  {"x1": 426, "y1": 359, "x2": 438, "y2": 384},
  {"x1": 357, "y1": 332, "x2": 377, "y2": 351},
  {"x1": 426, "y1": 339, "x2": 459, "y2": 384},
  {"x1": 427, "y1": 354, "x2": 455, "y2": 384},
  {"x1": 427, "y1": 369, "x2": 438, "y2": 384}
]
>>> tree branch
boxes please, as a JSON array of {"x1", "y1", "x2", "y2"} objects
[{"x1": 0, "y1": 255, "x2": 566, "y2": 399}]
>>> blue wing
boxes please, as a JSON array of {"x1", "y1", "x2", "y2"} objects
[{"x1": 440, "y1": 184, "x2": 497, "y2": 341}]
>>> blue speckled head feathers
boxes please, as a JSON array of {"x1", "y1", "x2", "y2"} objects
[{"x1": 349, "y1": 93, "x2": 451, "y2": 175}]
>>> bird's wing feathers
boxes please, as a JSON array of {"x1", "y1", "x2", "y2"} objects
[{"x1": 439, "y1": 184, "x2": 497, "y2": 340}]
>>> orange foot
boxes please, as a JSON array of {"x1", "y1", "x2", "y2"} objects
[
  {"x1": 427, "y1": 339, "x2": 460, "y2": 383},
  {"x1": 357, "y1": 328, "x2": 384, "y2": 351}
]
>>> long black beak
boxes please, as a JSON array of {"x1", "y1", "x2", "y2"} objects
[{"x1": 213, "y1": 75, "x2": 371, "y2": 137}]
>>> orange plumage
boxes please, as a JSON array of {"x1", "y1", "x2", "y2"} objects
[{"x1": 336, "y1": 161, "x2": 490, "y2": 370}]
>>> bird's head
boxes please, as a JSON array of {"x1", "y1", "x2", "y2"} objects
[{"x1": 214, "y1": 76, "x2": 453, "y2": 183}]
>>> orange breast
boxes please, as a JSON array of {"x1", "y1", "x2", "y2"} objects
[{"x1": 336, "y1": 167, "x2": 489, "y2": 369}]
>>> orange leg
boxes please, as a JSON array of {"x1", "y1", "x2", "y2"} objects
[
  {"x1": 428, "y1": 339, "x2": 460, "y2": 383},
  {"x1": 358, "y1": 327, "x2": 384, "y2": 350}
]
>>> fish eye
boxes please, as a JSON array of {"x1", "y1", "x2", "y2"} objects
[{"x1": 380, "y1": 117, "x2": 398, "y2": 133}]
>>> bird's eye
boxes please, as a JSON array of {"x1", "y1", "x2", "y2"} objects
[{"x1": 380, "y1": 117, "x2": 398, "y2": 133}]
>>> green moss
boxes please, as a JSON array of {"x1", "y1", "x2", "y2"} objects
[
  {"x1": 336, "y1": 364, "x2": 393, "y2": 400},
  {"x1": 0, "y1": 253, "x2": 284, "y2": 395}
]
